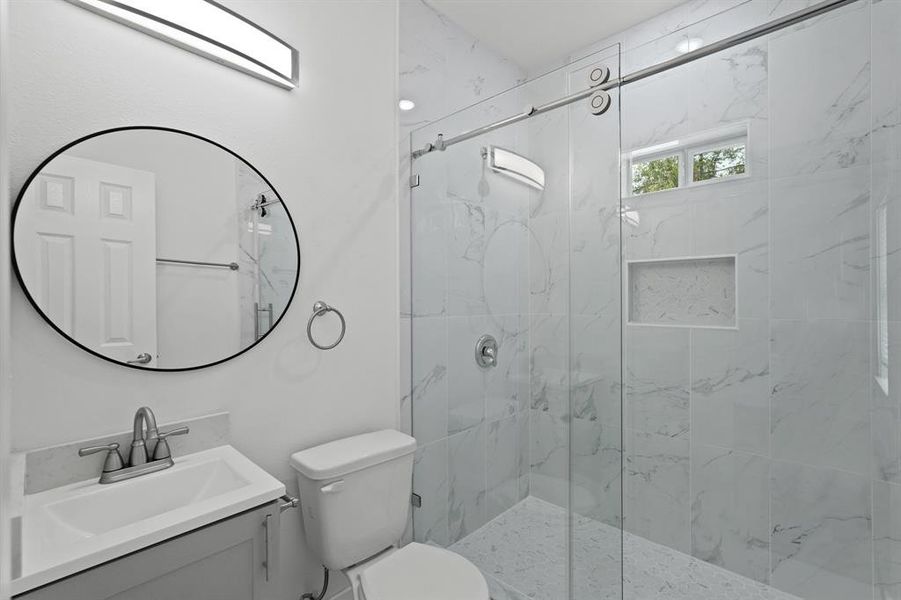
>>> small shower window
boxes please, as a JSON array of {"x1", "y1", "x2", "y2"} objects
[
  {"x1": 691, "y1": 142, "x2": 746, "y2": 183},
  {"x1": 631, "y1": 154, "x2": 680, "y2": 195},
  {"x1": 625, "y1": 123, "x2": 749, "y2": 197}
]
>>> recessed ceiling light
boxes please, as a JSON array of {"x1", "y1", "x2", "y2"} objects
[
  {"x1": 676, "y1": 37, "x2": 704, "y2": 54},
  {"x1": 398, "y1": 99, "x2": 416, "y2": 111}
]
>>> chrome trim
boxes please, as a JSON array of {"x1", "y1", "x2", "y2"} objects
[
  {"x1": 129, "y1": 406, "x2": 160, "y2": 467},
  {"x1": 156, "y1": 258, "x2": 239, "y2": 271},
  {"x1": 78, "y1": 442, "x2": 125, "y2": 473},
  {"x1": 307, "y1": 300, "x2": 346, "y2": 350},
  {"x1": 126, "y1": 352, "x2": 153, "y2": 365},
  {"x1": 65, "y1": 0, "x2": 299, "y2": 89},
  {"x1": 263, "y1": 513, "x2": 272, "y2": 582},
  {"x1": 475, "y1": 334, "x2": 498, "y2": 369},
  {"x1": 96, "y1": 456, "x2": 174, "y2": 484},
  {"x1": 411, "y1": 0, "x2": 859, "y2": 159},
  {"x1": 279, "y1": 494, "x2": 299, "y2": 513}
]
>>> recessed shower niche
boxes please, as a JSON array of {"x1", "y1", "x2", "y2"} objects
[{"x1": 627, "y1": 255, "x2": 736, "y2": 328}]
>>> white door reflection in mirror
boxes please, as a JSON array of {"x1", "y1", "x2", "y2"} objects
[{"x1": 16, "y1": 155, "x2": 158, "y2": 365}]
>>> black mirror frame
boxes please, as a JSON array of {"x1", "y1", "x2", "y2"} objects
[{"x1": 10, "y1": 125, "x2": 301, "y2": 372}]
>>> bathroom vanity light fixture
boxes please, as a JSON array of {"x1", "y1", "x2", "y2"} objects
[
  {"x1": 66, "y1": 0, "x2": 299, "y2": 89},
  {"x1": 482, "y1": 146, "x2": 545, "y2": 191}
]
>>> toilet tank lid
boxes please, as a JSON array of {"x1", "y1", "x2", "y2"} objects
[{"x1": 290, "y1": 430, "x2": 417, "y2": 480}]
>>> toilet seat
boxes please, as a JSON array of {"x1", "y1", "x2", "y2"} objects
[{"x1": 355, "y1": 542, "x2": 489, "y2": 600}]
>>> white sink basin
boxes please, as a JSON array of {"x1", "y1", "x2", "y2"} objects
[{"x1": 13, "y1": 445, "x2": 285, "y2": 595}]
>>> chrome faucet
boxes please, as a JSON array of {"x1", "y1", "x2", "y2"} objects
[
  {"x1": 78, "y1": 407, "x2": 189, "y2": 484},
  {"x1": 129, "y1": 406, "x2": 160, "y2": 466}
]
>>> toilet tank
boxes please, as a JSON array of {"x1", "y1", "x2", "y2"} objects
[{"x1": 290, "y1": 430, "x2": 417, "y2": 570}]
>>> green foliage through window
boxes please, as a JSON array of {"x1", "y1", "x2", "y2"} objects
[
  {"x1": 631, "y1": 155, "x2": 679, "y2": 195},
  {"x1": 692, "y1": 145, "x2": 746, "y2": 182}
]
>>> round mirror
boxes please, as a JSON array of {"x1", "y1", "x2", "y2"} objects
[{"x1": 12, "y1": 127, "x2": 300, "y2": 371}]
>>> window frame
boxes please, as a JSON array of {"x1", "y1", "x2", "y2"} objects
[{"x1": 624, "y1": 123, "x2": 750, "y2": 198}]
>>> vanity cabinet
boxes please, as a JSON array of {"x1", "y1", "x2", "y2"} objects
[{"x1": 15, "y1": 501, "x2": 280, "y2": 600}]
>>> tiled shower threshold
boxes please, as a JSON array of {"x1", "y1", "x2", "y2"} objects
[{"x1": 449, "y1": 496, "x2": 801, "y2": 600}]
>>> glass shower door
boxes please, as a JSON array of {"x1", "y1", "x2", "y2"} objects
[{"x1": 407, "y1": 45, "x2": 623, "y2": 600}]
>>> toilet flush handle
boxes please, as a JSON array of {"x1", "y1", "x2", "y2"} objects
[{"x1": 320, "y1": 480, "x2": 345, "y2": 494}]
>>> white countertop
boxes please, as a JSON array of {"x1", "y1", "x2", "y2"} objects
[{"x1": 11, "y1": 445, "x2": 285, "y2": 595}]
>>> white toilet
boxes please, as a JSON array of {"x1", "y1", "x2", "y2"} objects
[{"x1": 290, "y1": 429, "x2": 490, "y2": 600}]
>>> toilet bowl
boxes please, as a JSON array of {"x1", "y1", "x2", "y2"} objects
[
  {"x1": 345, "y1": 542, "x2": 489, "y2": 600},
  {"x1": 290, "y1": 430, "x2": 489, "y2": 600}
]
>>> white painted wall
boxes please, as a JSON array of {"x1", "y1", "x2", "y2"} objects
[
  {"x1": 6, "y1": 1, "x2": 399, "y2": 598},
  {"x1": 0, "y1": 0, "x2": 13, "y2": 596}
]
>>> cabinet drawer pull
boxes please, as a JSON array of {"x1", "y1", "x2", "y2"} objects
[{"x1": 262, "y1": 513, "x2": 272, "y2": 582}]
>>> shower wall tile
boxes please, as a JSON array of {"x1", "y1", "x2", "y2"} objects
[
  {"x1": 446, "y1": 314, "x2": 527, "y2": 437},
  {"x1": 769, "y1": 2, "x2": 870, "y2": 178},
  {"x1": 871, "y1": 0, "x2": 901, "y2": 167},
  {"x1": 487, "y1": 414, "x2": 526, "y2": 520},
  {"x1": 624, "y1": 429, "x2": 691, "y2": 553},
  {"x1": 529, "y1": 408, "x2": 569, "y2": 509},
  {"x1": 770, "y1": 461, "x2": 872, "y2": 600},
  {"x1": 571, "y1": 313, "x2": 621, "y2": 427},
  {"x1": 621, "y1": 40, "x2": 768, "y2": 169},
  {"x1": 881, "y1": 163, "x2": 901, "y2": 324},
  {"x1": 443, "y1": 22, "x2": 525, "y2": 119},
  {"x1": 570, "y1": 206, "x2": 621, "y2": 318},
  {"x1": 448, "y1": 424, "x2": 488, "y2": 544},
  {"x1": 400, "y1": 316, "x2": 412, "y2": 436},
  {"x1": 447, "y1": 200, "x2": 528, "y2": 318},
  {"x1": 874, "y1": 479, "x2": 901, "y2": 600},
  {"x1": 874, "y1": 320, "x2": 901, "y2": 484},
  {"x1": 525, "y1": 98, "x2": 570, "y2": 220},
  {"x1": 487, "y1": 315, "x2": 529, "y2": 422},
  {"x1": 411, "y1": 197, "x2": 448, "y2": 318},
  {"x1": 411, "y1": 316, "x2": 448, "y2": 445},
  {"x1": 529, "y1": 313, "x2": 569, "y2": 416},
  {"x1": 690, "y1": 445, "x2": 770, "y2": 584},
  {"x1": 623, "y1": 195, "x2": 693, "y2": 261},
  {"x1": 688, "y1": 181, "x2": 770, "y2": 319},
  {"x1": 446, "y1": 315, "x2": 487, "y2": 435},
  {"x1": 572, "y1": 420, "x2": 622, "y2": 526},
  {"x1": 770, "y1": 167, "x2": 870, "y2": 321},
  {"x1": 691, "y1": 320, "x2": 769, "y2": 455},
  {"x1": 614, "y1": 0, "x2": 762, "y2": 76},
  {"x1": 770, "y1": 319, "x2": 870, "y2": 475},
  {"x1": 518, "y1": 411, "x2": 530, "y2": 501},
  {"x1": 413, "y1": 439, "x2": 449, "y2": 547},
  {"x1": 625, "y1": 326, "x2": 690, "y2": 439},
  {"x1": 529, "y1": 213, "x2": 570, "y2": 315}
]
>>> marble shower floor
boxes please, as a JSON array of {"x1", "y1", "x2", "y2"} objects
[{"x1": 449, "y1": 497, "x2": 801, "y2": 600}]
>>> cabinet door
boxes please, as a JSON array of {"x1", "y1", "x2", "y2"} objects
[{"x1": 16, "y1": 501, "x2": 280, "y2": 600}]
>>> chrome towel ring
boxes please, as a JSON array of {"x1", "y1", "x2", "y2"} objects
[{"x1": 307, "y1": 301, "x2": 346, "y2": 350}]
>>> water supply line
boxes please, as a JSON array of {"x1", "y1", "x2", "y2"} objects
[{"x1": 301, "y1": 566, "x2": 329, "y2": 600}]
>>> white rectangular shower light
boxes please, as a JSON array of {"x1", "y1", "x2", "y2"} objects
[
  {"x1": 67, "y1": 0, "x2": 299, "y2": 89},
  {"x1": 487, "y1": 146, "x2": 545, "y2": 191}
]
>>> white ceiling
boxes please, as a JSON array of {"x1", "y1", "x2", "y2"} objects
[{"x1": 425, "y1": 0, "x2": 686, "y2": 72}]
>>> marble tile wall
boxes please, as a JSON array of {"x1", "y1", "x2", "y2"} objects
[
  {"x1": 870, "y1": 1, "x2": 901, "y2": 598},
  {"x1": 399, "y1": 0, "x2": 533, "y2": 547},
  {"x1": 612, "y1": 3, "x2": 884, "y2": 599},
  {"x1": 403, "y1": 1, "x2": 901, "y2": 600}
]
